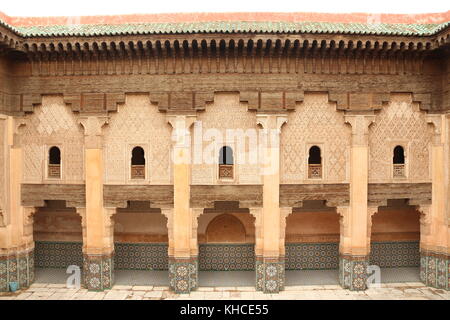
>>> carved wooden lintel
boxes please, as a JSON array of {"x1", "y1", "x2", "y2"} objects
[
  {"x1": 241, "y1": 90, "x2": 304, "y2": 111},
  {"x1": 151, "y1": 91, "x2": 214, "y2": 112}
]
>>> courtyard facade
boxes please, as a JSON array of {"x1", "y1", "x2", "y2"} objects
[{"x1": 0, "y1": 11, "x2": 449, "y2": 295}]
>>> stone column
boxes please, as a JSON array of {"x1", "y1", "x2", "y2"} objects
[
  {"x1": 167, "y1": 114, "x2": 198, "y2": 293},
  {"x1": 79, "y1": 116, "x2": 113, "y2": 291},
  {"x1": 255, "y1": 113, "x2": 287, "y2": 293},
  {"x1": 421, "y1": 114, "x2": 449, "y2": 290},
  {"x1": 339, "y1": 113, "x2": 375, "y2": 291},
  {"x1": 0, "y1": 115, "x2": 34, "y2": 292}
]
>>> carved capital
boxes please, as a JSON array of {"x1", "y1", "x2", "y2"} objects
[
  {"x1": 22, "y1": 206, "x2": 37, "y2": 228},
  {"x1": 417, "y1": 204, "x2": 432, "y2": 236},
  {"x1": 1, "y1": 115, "x2": 26, "y2": 148},
  {"x1": 426, "y1": 114, "x2": 444, "y2": 146},
  {"x1": 280, "y1": 207, "x2": 293, "y2": 243},
  {"x1": 167, "y1": 114, "x2": 197, "y2": 160},
  {"x1": 344, "y1": 113, "x2": 375, "y2": 146},
  {"x1": 336, "y1": 206, "x2": 349, "y2": 237},
  {"x1": 78, "y1": 115, "x2": 109, "y2": 149},
  {"x1": 367, "y1": 206, "x2": 379, "y2": 244},
  {"x1": 75, "y1": 207, "x2": 86, "y2": 229},
  {"x1": 161, "y1": 208, "x2": 174, "y2": 255},
  {"x1": 256, "y1": 113, "x2": 288, "y2": 132}
]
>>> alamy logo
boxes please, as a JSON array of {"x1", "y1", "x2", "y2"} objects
[
  {"x1": 66, "y1": 265, "x2": 81, "y2": 289},
  {"x1": 367, "y1": 265, "x2": 381, "y2": 288}
]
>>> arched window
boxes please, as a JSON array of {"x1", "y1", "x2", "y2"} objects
[
  {"x1": 48, "y1": 146, "x2": 61, "y2": 178},
  {"x1": 393, "y1": 146, "x2": 405, "y2": 164},
  {"x1": 308, "y1": 146, "x2": 322, "y2": 178},
  {"x1": 393, "y1": 146, "x2": 405, "y2": 177},
  {"x1": 131, "y1": 146, "x2": 145, "y2": 179},
  {"x1": 218, "y1": 146, "x2": 234, "y2": 179}
]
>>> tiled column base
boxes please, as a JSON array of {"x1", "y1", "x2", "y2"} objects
[
  {"x1": 168, "y1": 256, "x2": 198, "y2": 294},
  {"x1": 83, "y1": 253, "x2": 114, "y2": 291},
  {"x1": 420, "y1": 251, "x2": 449, "y2": 290},
  {"x1": 339, "y1": 254, "x2": 368, "y2": 291},
  {"x1": 256, "y1": 256, "x2": 285, "y2": 293},
  {"x1": 0, "y1": 249, "x2": 34, "y2": 292}
]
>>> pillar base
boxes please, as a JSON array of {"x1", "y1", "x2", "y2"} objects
[
  {"x1": 0, "y1": 249, "x2": 34, "y2": 292},
  {"x1": 83, "y1": 253, "x2": 114, "y2": 291},
  {"x1": 168, "y1": 256, "x2": 198, "y2": 294},
  {"x1": 339, "y1": 254, "x2": 368, "y2": 291},
  {"x1": 256, "y1": 256, "x2": 285, "y2": 293},
  {"x1": 420, "y1": 251, "x2": 449, "y2": 290}
]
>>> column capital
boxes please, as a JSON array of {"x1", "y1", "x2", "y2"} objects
[
  {"x1": 166, "y1": 113, "x2": 197, "y2": 129},
  {"x1": 78, "y1": 115, "x2": 109, "y2": 149},
  {"x1": 0, "y1": 115, "x2": 26, "y2": 147},
  {"x1": 426, "y1": 114, "x2": 445, "y2": 146},
  {"x1": 344, "y1": 112, "x2": 375, "y2": 146},
  {"x1": 256, "y1": 113, "x2": 288, "y2": 132},
  {"x1": 166, "y1": 113, "x2": 197, "y2": 150}
]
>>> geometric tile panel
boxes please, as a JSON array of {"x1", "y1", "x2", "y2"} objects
[
  {"x1": 114, "y1": 243, "x2": 168, "y2": 270},
  {"x1": 0, "y1": 250, "x2": 34, "y2": 292},
  {"x1": 420, "y1": 251, "x2": 449, "y2": 291},
  {"x1": 83, "y1": 254, "x2": 114, "y2": 291},
  {"x1": 285, "y1": 243, "x2": 339, "y2": 270},
  {"x1": 198, "y1": 244, "x2": 255, "y2": 271},
  {"x1": 339, "y1": 255, "x2": 369, "y2": 291},
  {"x1": 370, "y1": 241, "x2": 420, "y2": 268},
  {"x1": 35, "y1": 241, "x2": 83, "y2": 269},
  {"x1": 169, "y1": 257, "x2": 198, "y2": 294},
  {"x1": 256, "y1": 256, "x2": 285, "y2": 293}
]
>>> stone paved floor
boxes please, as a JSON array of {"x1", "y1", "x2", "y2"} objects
[
  {"x1": 0, "y1": 282, "x2": 448, "y2": 300},
  {"x1": 35, "y1": 267, "x2": 420, "y2": 287}
]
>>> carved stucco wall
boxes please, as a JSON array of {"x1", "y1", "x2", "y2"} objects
[
  {"x1": 369, "y1": 94, "x2": 432, "y2": 182},
  {"x1": 20, "y1": 95, "x2": 84, "y2": 183},
  {"x1": 191, "y1": 92, "x2": 259, "y2": 184},
  {"x1": 281, "y1": 93, "x2": 351, "y2": 183},
  {"x1": 103, "y1": 94, "x2": 172, "y2": 184}
]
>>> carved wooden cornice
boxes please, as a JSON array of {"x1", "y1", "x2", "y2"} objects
[{"x1": 19, "y1": 37, "x2": 439, "y2": 77}]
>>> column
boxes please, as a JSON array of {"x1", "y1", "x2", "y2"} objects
[
  {"x1": 421, "y1": 114, "x2": 449, "y2": 290},
  {"x1": 167, "y1": 114, "x2": 198, "y2": 294},
  {"x1": 0, "y1": 115, "x2": 34, "y2": 292},
  {"x1": 339, "y1": 113, "x2": 375, "y2": 291},
  {"x1": 79, "y1": 116, "x2": 114, "y2": 291},
  {"x1": 255, "y1": 113, "x2": 287, "y2": 293}
]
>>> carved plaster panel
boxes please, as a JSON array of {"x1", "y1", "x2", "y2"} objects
[
  {"x1": 103, "y1": 94, "x2": 172, "y2": 184},
  {"x1": 369, "y1": 94, "x2": 432, "y2": 182},
  {"x1": 191, "y1": 92, "x2": 259, "y2": 185},
  {"x1": 19, "y1": 95, "x2": 84, "y2": 183},
  {"x1": 281, "y1": 93, "x2": 351, "y2": 183}
]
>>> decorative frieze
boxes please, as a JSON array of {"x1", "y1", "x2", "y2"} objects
[
  {"x1": 168, "y1": 256, "x2": 198, "y2": 294},
  {"x1": 103, "y1": 185, "x2": 173, "y2": 209},
  {"x1": 21, "y1": 184, "x2": 86, "y2": 208},
  {"x1": 198, "y1": 244, "x2": 255, "y2": 271},
  {"x1": 369, "y1": 241, "x2": 420, "y2": 267},
  {"x1": 115, "y1": 243, "x2": 168, "y2": 270},
  {"x1": 286, "y1": 243, "x2": 339, "y2": 270},
  {"x1": 35, "y1": 241, "x2": 83, "y2": 268},
  {"x1": 279, "y1": 184, "x2": 350, "y2": 208}
]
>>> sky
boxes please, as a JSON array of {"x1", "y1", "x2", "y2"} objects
[{"x1": 1, "y1": 0, "x2": 449, "y2": 16}]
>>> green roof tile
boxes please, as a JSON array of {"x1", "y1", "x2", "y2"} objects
[{"x1": 2, "y1": 20, "x2": 449, "y2": 37}]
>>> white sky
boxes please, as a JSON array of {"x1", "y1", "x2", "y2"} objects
[{"x1": 1, "y1": 0, "x2": 449, "y2": 16}]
